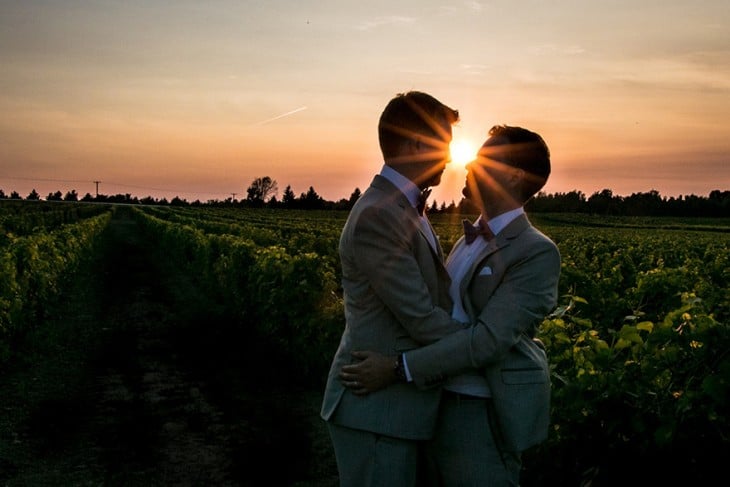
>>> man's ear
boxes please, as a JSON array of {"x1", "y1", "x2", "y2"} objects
[
  {"x1": 509, "y1": 167, "x2": 525, "y2": 186},
  {"x1": 400, "y1": 137, "x2": 420, "y2": 155}
]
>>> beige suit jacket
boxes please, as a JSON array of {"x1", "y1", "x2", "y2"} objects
[
  {"x1": 320, "y1": 175, "x2": 464, "y2": 439},
  {"x1": 405, "y1": 214, "x2": 561, "y2": 450}
]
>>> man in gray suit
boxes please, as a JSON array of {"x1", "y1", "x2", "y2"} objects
[
  {"x1": 320, "y1": 91, "x2": 464, "y2": 486},
  {"x1": 341, "y1": 125, "x2": 561, "y2": 486}
]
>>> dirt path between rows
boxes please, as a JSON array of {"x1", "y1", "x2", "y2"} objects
[{"x1": 0, "y1": 210, "x2": 339, "y2": 486}]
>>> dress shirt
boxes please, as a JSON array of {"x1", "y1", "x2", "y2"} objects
[
  {"x1": 402, "y1": 207, "x2": 526, "y2": 395},
  {"x1": 440, "y1": 207, "x2": 524, "y2": 396},
  {"x1": 447, "y1": 208, "x2": 523, "y2": 323}
]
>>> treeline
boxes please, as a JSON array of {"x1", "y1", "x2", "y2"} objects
[
  {"x1": 526, "y1": 188, "x2": 730, "y2": 217},
  {"x1": 2, "y1": 185, "x2": 728, "y2": 217},
  {"x1": 0, "y1": 185, "x2": 359, "y2": 211}
]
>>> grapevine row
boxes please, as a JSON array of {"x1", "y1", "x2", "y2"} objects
[{"x1": 0, "y1": 208, "x2": 114, "y2": 361}]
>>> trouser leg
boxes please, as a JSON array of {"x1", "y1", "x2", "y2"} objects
[
  {"x1": 327, "y1": 422, "x2": 420, "y2": 487},
  {"x1": 425, "y1": 394, "x2": 521, "y2": 486}
]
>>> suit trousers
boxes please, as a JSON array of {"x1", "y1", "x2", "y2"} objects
[
  {"x1": 424, "y1": 392, "x2": 522, "y2": 487},
  {"x1": 327, "y1": 422, "x2": 425, "y2": 487}
]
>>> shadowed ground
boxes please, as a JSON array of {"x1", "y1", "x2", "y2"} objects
[{"x1": 0, "y1": 210, "x2": 338, "y2": 486}]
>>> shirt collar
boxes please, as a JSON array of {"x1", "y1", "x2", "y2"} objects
[
  {"x1": 478, "y1": 207, "x2": 524, "y2": 236},
  {"x1": 379, "y1": 164, "x2": 422, "y2": 210}
]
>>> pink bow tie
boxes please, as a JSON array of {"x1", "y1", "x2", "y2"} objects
[{"x1": 462, "y1": 219, "x2": 494, "y2": 244}]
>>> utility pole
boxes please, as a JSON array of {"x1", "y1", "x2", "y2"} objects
[
  {"x1": 231, "y1": 193, "x2": 237, "y2": 201},
  {"x1": 93, "y1": 180, "x2": 101, "y2": 197}
]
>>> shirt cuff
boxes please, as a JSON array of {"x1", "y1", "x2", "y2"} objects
[{"x1": 402, "y1": 353, "x2": 413, "y2": 382}]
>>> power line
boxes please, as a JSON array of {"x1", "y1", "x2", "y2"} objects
[{"x1": 1, "y1": 175, "x2": 238, "y2": 199}]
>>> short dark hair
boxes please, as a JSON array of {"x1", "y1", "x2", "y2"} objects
[
  {"x1": 481, "y1": 125, "x2": 551, "y2": 201},
  {"x1": 378, "y1": 91, "x2": 459, "y2": 160}
]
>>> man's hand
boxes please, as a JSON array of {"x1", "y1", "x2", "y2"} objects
[{"x1": 339, "y1": 351, "x2": 397, "y2": 395}]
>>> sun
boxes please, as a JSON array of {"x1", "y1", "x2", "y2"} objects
[{"x1": 449, "y1": 138, "x2": 478, "y2": 167}]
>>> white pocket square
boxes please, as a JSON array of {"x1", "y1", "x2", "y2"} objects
[{"x1": 478, "y1": 266, "x2": 493, "y2": 276}]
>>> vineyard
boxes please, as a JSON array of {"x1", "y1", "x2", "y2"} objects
[{"x1": 1, "y1": 200, "x2": 728, "y2": 485}]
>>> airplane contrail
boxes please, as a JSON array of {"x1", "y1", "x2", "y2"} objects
[{"x1": 252, "y1": 106, "x2": 308, "y2": 126}]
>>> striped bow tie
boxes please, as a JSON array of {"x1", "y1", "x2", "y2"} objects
[{"x1": 462, "y1": 219, "x2": 494, "y2": 244}]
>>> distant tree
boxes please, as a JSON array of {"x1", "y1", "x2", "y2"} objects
[
  {"x1": 348, "y1": 188, "x2": 362, "y2": 207},
  {"x1": 0, "y1": 189, "x2": 6, "y2": 199},
  {"x1": 81, "y1": 192, "x2": 95, "y2": 202},
  {"x1": 458, "y1": 197, "x2": 478, "y2": 215},
  {"x1": 27, "y1": 189, "x2": 40, "y2": 200},
  {"x1": 170, "y1": 196, "x2": 187, "y2": 206},
  {"x1": 332, "y1": 197, "x2": 350, "y2": 210},
  {"x1": 47, "y1": 190, "x2": 63, "y2": 201},
  {"x1": 562, "y1": 190, "x2": 586, "y2": 212},
  {"x1": 587, "y1": 189, "x2": 618, "y2": 215},
  {"x1": 246, "y1": 176, "x2": 278, "y2": 204},
  {"x1": 530, "y1": 190, "x2": 587, "y2": 213},
  {"x1": 282, "y1": 185, "x2": 296, "y2": 207},
  {"x1": 10, "y1": 191, "x2": 21, "y2": 200},
  {"x1": 64, "y1": 189, "x2": 79, "y2": 201},
  {"x1": 625, "y1": 189, "x2": 663, "y2": 216},
  {"x1": 102, "y1": 193, "x2": 136, "y2": 204},
  {"x1": 300, "y1": 186, "x2": 325, "y2": 209},
  {"x1": 708, "y1": 190, "x2": 730, "y2": 217}
]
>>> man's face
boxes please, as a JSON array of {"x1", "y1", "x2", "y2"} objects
[
  {"x1": 462, "y1": 143, "x2": 516, "y2": 211},
  {"x1": 420, "y1": 124, "x2": 453, "y2": 188},
  {"x1": 387, "y1": 116, "x2": 454, "y2": 189}
]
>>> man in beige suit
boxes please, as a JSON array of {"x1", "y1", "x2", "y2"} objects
[
  {"x1": 320, "y1": 91, "x2": 463, "y2": 486},
  {"x1": 341, "y1": 125, "x2": 561, "y2": 486}
]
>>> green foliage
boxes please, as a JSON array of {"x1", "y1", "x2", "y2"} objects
[
  {"x1": 0, "y1": 205, "x2": 113, "y2": 362},
  {"x1": 3, "y1": 203, "x2": 727, "y2": 482},
  {"x1": 130, "y1": 206, "x2": 345, "y2": 378},
  {"x1": 537, "y1": 289, "x2": 728, "y2": 483},
  {"x1": 249, "y1": 247, "x2": 341, "y2": 374}
]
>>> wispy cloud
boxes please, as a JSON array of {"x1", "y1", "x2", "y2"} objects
[
  {"x1": 251, "y1": 106, "x2": 308, "y2": 126},
  {"x1": 609, "y1": 57, "x2": 730, "y2": 93},
  {"x1": 529, "y1": 44, "x2": 586, "y2": 56},
  {"x1": 459, "y1": 64, "x2": 489, "y2": 75},
  {"x1": 438, "y1": 2, "x2": 484, "y2": 15},
  {"x1": 356, "y1": 16, "x2": 416, "y2": 31},
  {"x1": 466, "y1": 1, "x2": 484, "y2": 11}
]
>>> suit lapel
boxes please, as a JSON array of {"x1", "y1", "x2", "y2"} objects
[
  {"x1": 420, "y1": 216, "x2": 444, "y2": 260},
  {"x1": 371, "y1": 175, "x2": 446, "y2": 262},
  {"x1": 459, "y1": 214, "x2": 532, "y2": 319}
]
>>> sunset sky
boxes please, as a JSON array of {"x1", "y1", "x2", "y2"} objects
[{"x1": 1, "y1": 0, "x2": 728, "y2": 204}]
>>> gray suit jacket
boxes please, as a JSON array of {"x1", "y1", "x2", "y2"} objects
[
  {"x1": 405, "y1": 214, "x2": 561, "y2": 451},
  {"x1": 320, "y1": 175, "x2": 464, "y2": 439}
]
